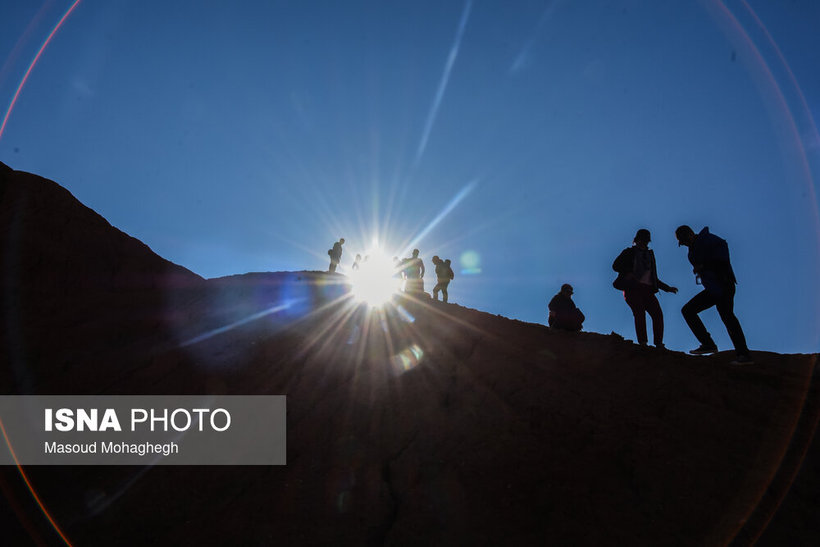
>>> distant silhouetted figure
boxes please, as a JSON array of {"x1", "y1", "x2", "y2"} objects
[
  {"x1": 445, "y1": 259, "x2": 454, "y2": 299},
  {"x1": 612, "y1": 229, "x2": 678, "y2": 348},
  {"x1": 403, "y1": 249, "x2": 425, "y2": 293},
  {"x1": 548, "y1": 284, "x2": 584, "y2": 331},
  {"x1": 432, "y1": 256, "x2": 455, "y2": 303},
  {"x1": 675, "y1": 225, "x2": 752, "y2": 364},
  {"x1": 328, "y1": 238, "x2": 344, "y2": 272},
  {"x1": 351, "y1": 254, "x2": 362, "y2": 271}
]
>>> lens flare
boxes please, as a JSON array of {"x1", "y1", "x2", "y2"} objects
[
  {"x1": 349, "y1": 250, "x2": 400, "y2": 307},
  {"x1": 391, "y1": 344, "x2": 424, "y2": 373},
  {"x1": 460, "y1": 250, "x2": 482, "y2": 274},
  {"x1": 0, "y1": 0, "x2": 82, "y2": 141}
]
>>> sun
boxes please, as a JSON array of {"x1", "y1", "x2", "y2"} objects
[{"x1": 349, "y1": 249, "x2": 400, "y2": 307}]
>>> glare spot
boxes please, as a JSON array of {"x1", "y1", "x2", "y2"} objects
[
  {"x1": 460, "y1": 250, "x2": 482, "y2": 274},
  {"x1": 391, "y1": 344, "x2": 424, "y2": 373}
]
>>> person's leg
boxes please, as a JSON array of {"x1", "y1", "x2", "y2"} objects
[
  {"x1": 432, "y1": 282, "x2": 442, "y2": 300},
  {"x1": 570, "y1": 309, "x2": 584, "y2": 331},
  {"x1": 442, "y1": 281, "x2": 449, "y2": 303},
  {"x1": 715, "y1": 288, "x2": 750, "y2": 356},
  {"x1": 625, "y1": 290, "x2": 648, "y2": 345},
  {"x1": 645, "y1": 292, "x2": 664, "y2": 347},
  {"x1": 681, "y1": 290, "x2": 718, "y2": 348}
]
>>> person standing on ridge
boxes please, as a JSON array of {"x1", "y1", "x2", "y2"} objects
[
  {"x1": 403, "y1": 249, "x2": 425, "y2": 293},
  {"x1": 432, "y1": 256, "x2": 455, "y2": 303},
  {"x1": 445, "y1": 259, "x2": 455, "y2": 299},
  {"x1": 328, "y1": 238, "x2": 344, "y2": 273},
  {"x1": 675, "y1": 225, "x2": 752, "y2": 364},
  {"x1": 612, "y1": 229, "x2": 678, "y2": 348}
]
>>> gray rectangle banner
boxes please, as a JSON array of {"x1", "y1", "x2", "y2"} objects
[{"x1": 0, "y1": 396, "x2": 285, "y2": 465}]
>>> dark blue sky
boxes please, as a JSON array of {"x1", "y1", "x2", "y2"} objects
[{"x1": 2, "y1": 0, "x2": 818, "y2": 353}]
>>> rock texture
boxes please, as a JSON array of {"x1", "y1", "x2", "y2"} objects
[{"x1": 1, "y1": 163, "x2": 818, "y2": 545}]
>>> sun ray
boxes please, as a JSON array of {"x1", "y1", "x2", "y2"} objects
[
  {"x1": 415, "y1": 0, "x2": 474, "y2": 166},
  {"x1": 402, "y1": 180, "x2": 477, "y2": 254},
  {"x1": 181, "y1": 301, "x2": 297, "y2": 347}
]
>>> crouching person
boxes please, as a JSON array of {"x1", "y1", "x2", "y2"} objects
[{"x1": 548, "y1": 284, "x2": 584, "y2": 331}]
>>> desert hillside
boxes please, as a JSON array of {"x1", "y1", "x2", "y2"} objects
[{"x1": 1, "y1": 163, "x2": 818, "y2": 545}]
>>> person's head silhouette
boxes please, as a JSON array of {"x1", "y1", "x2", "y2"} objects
[
  {"x1": 675, "y1": 225, "x2": 696, "y2": 247},
  {"x1": 634, "y1": 229, "x2": 651, "y2": 249}
]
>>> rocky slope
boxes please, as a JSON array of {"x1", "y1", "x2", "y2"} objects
[{"x1": 1, "y1": 163, "x2": 817, "y2": 545}]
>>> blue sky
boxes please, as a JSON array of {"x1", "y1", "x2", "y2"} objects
[{"x1": 1, "y1": 0, "x2": 818, "y2": 354}]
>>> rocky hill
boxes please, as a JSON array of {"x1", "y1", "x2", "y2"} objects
[{"x1": 1, "y1": 163, "x2": 818, "y2": 545}]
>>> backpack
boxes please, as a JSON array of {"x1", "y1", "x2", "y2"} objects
[
  {"x1": 612, "y1": 248, "x2": 638, "y2": 290},
  {"x1": 612, "y1": 272, "x2": 637, "y2": 291}
]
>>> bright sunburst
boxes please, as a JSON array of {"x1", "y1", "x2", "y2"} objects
[{"x1": 349, "y1": 249, "x2": 400, "y2": 307}]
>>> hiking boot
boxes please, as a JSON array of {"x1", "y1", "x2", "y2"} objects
[
  {"x1": 689, "y1": 344, "x2": 717, "y2": 355},
  {"x1": 731, "y1": 354, "x2": 754, "y2": 365}
]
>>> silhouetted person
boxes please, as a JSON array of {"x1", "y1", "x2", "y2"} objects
[
  {"x1": 351, "y1": 253, "x2": 362, "y2": 271},
  {"x1": 445, "y1": 259, "x2": 454, "y2": 298},
  {"x1": 613, "y1": 229, "x2": 678, "y2": 348},
  {"x1": 432, "y1": 256, "x2": 455, "y2": 303},
  {"x1": 548, "y1": 284, "x2": 584, "y2": 331},
  {"x1": 328, "y1": 238, "x2": 344, "y2": 272},
  {"x1": 403, "y1": 249, "x2": 425, "y2": 293},
  {"x1": 675, "y1": 225, "x2": 752, "y2": 364}
]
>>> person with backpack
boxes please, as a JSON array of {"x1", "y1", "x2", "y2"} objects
[
  {"x1": 612, "y1": 229, "x2": 678, "y2": 348},
  {"x1": 445, "y1": 259, "x2": 455, "y2": 298},
  {"x1": 432, "y1": 256, "x2": 455, "y2": 303},
  {"x1": 328, "y1": 238, "x2": 344, "y2": 272},
  {"x1": 675, "y1": 225, "x2": 752, "y2": 364}
]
